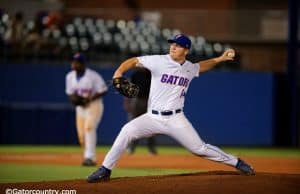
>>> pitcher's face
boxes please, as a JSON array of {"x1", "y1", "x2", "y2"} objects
[{"x1": 169, "y1": 43, "x2": 188, "y2": 60}]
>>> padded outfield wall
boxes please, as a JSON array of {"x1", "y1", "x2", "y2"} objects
[{"x1": 0, "y1": 64, "x2": 274, "y2": 145}]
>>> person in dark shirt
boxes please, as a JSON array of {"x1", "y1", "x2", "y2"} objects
[{"x1": 123, "y1": 68, "x2": 157, "y2": 154}]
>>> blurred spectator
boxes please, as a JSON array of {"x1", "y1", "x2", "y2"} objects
[
  {"x1": 24, "y1": 12, "x2": 48, "y2": 53},
  {"x1": 0, "y1": 9, "x2": 3, "y2": 49},
  {"x1": 43, "y1": 10, "x2": 63, "y2": 30},
  {"x1": 3, "y1": 11, "x2": 25, "y2": 61},
  {"x1": 125, "y1": 0, "x2": 142, "y2": 24},
  {"x1": 124, "y1": 68, "x2": 157, "y2": 155},
  {"x1": 4, "y1": 11, "x2": 24, "y2": 45}
]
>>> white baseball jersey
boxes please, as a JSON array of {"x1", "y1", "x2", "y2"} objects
[
  {"x1": 65, "y1": 68, "x2": 107, "y2": 98},
  {"x1": 102, "y1": 54, "x2": 239, "y2": 170},
  {"x1": 137, "y1": 54, "x2": 200, "y2": 111},
  {"x1": 66, "y1": 68, "x2": 107, "y2": 161}
]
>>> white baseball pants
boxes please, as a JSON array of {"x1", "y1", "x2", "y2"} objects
[
  {"x1": 76, "y1": 99, "x2": 103, "y2": 161},
  {"x1": 103, "y1": 111, "x2": 238, "y2": 169}
]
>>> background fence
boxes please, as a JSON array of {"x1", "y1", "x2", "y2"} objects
[{"x1": 0, "y1": 64, "x2": 275, "y2": 146}]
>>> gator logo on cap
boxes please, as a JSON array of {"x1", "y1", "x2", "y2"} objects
[{"x1": 175, "y1": 34, "x2": 182, "y2": 39}]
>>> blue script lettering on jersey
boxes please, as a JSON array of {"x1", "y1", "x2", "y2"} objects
[
  {"x1": 75, "y1": 88, "x2": 92, "y2": 96},
  {"x1": 161, "y1": 74, "x2": 189, "y2": 87}
]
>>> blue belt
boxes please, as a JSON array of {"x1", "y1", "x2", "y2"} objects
[{"x1": 151, "y1": 109, "x2": 182, "y2": 116}]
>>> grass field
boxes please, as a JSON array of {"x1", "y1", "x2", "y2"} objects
[
  {"x1": 1, "y1": 145, "x2": 300, "y2": 157},
  {"x1": 0, "y1": 145, "x2": 300, "y2": 183}
]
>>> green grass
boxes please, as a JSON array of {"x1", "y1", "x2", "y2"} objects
[
  {"x1": 0, "y1": 163, "x2": 194, "y2": 183},
  {"x1": 0, "y1": 145, "x2": 300, "y2": 157},
  {"x1": 222, "y1": 147, "x2": 300, "y2": 158}
]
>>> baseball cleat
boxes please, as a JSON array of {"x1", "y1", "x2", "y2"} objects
[
  {"x1": 149, "y1": 147, "x2": 158, "y2": 155},
  {"x1": 82, "y1": 158, "x2": 97, "y2": 166},
  {"x1": 236, "y1": 158, "x2": 255, "y2": 175},
  {"x1": 87, "y1": 166, "x2": 111, "y2": 183}
]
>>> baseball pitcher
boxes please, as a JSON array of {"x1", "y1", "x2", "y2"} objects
[{"x1": 87, "y1": 34, "x2": 254, "y2": 182}]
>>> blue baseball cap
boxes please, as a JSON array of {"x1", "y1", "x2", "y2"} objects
[
  {"x1": 167, "y1": 34, "x2": 191, "y2": 49},
  {"x1": 72, "y1": 52, "x2": 86, "y2": 64}
]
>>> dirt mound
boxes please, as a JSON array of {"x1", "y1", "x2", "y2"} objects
[{"x1": 1, "y1": 171, "x2": 300, "y2": 194}]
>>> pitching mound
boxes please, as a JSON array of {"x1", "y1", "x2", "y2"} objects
[{"x1": 1, "y1": 171, "x2": 300, "y2": 194}]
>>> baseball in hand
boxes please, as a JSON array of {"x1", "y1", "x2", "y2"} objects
[{"x1": 227, "y1": 51, "x2": 235, "y2": 58}]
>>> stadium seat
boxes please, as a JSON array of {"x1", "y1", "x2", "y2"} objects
[{"x1": 0, "y1": 14, "x2": 232, "y2": 64}]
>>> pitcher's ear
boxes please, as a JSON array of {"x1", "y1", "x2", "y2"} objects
[{"x1": 185, "y1": 49, "x2": 189, "y2": 55}]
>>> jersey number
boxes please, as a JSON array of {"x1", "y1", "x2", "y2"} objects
[{"x1": 180, "y1": 89, "x2": 186, "y2": 98}]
